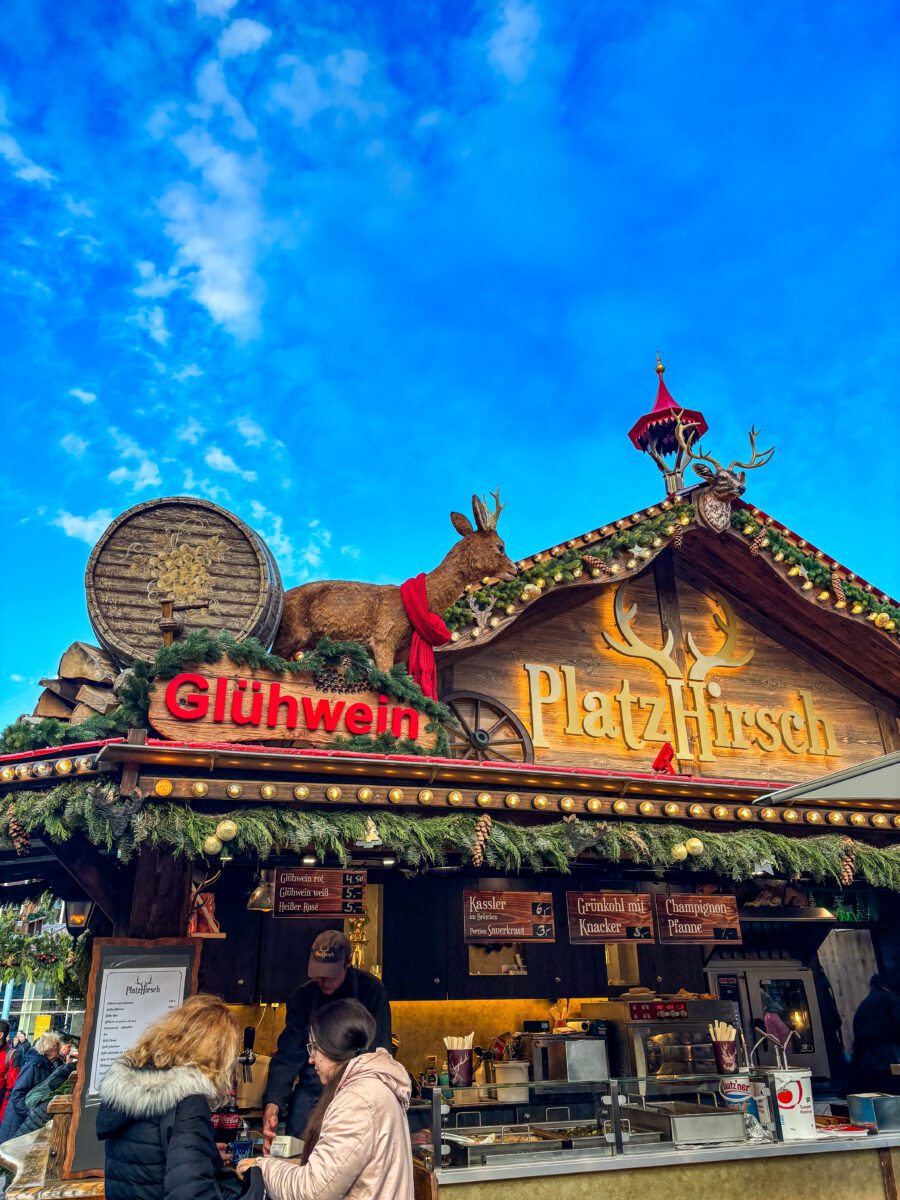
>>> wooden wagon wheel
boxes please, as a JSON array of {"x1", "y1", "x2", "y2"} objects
[{"x1": 441, "y1": 691, "x2": 534, "y2": 763}]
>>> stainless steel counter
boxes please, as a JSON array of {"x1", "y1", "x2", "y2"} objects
[{"x1": 434, "y1": 1130, "x2": 900, "y2": 1185}]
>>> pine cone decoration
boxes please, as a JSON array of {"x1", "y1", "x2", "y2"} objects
[
  {"x1": 839, "y1": 836, "x2": 855, "y2": 887},
  {"x1": 673, "y1": 524, "x2": 684, "y2": 549},
  {"x1": 314, "y1": 656, "x2": 363, "y2": 694},
  {"x1": 749, "y1": 526, "x2": 767, "y2": 556},
  {"x1": 582, "y1": 553, "x2": 610, "y2": 577},
  {"x1": 6, "y1": 803, "x2": 30, "y2": 857},
  {"x1": 472, "y1": 813, "x2": 493, "y2": 867},
  {"x1": 832, "y1": 573, "x2": 846, "y2": 606}
]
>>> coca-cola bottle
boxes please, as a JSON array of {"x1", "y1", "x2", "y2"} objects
[{"x1": 212, "y1": 1081, "x2": 241, "y2": 1144}]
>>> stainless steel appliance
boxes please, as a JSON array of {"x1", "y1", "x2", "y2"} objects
[
  {"x1": 619, "y1": 1100, "x2": 745, "y2": 1146},
  {"x1": 581, "y1": 998, "x2": 735, "y2": 1079},
  {"x1": 705, "y1": 963, "x2": 829, "y2": 1078},
  {"x1": 531, "y1": 1030, "x2": 610, "y2": 1082}
]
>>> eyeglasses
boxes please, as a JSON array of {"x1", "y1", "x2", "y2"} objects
[{"x1": 306, "y1": 1041, "x2": 318, "y2": 1057}]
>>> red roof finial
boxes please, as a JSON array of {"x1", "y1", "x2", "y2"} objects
[{"x1": 627, "y1": 355, "x2": 709, "y2": 494}]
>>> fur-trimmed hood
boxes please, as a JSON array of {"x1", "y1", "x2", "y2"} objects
[{"x1": 97, "y1": 1059, "x2": 219, "y2": 1132}]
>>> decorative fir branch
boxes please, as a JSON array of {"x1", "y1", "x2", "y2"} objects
[
  {"x1": 443, "y1": 502, "x2": 695, "y2": 632},
  {"x1": 0, "y1": 893, "x2": 89, "y2": 998},
  {"x1": 5, "y1": 781, "x2": 900, "y2": 889},
  {"x1": 732, "y1": 513, "x2": 900, "y2": 632}
]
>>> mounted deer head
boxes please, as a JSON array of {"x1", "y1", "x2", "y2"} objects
[{"x1": 674, "y1": 418, "x2": 775, "y2": 531}]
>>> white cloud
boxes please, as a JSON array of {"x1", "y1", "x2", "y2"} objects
[
  {"x1": 173, "y1": 363, "x2": 203, "y2": 382},
  {"x1": 177, "y1": 416, "x2": 206, "y2": 443},
  {"x1": 134, "y1": 260, "x2": 181, "y2": 298},
  {"x1": 234, "y1": 415, "x2": 265, "y2": 446},
  {"x1": 69, "y1": 387, "x2": 97, "y2": 404},
  {"x1": 193, "y1": 61, "x2": 256, "y2": 140},
  {"x1": 9, "y1": 674, "x2": 24, "y2": 683},
  {"x1": 184, "y1": 467, "x2": 230, "y2": 502},
  {"x1": 196, "y1": 0, "x2": 238, "y2": 17},
  {"x1": 108, "y1": 428, "x2": 162, "y2": 491},
  {"x1": 271, "y1": 49, "x2": 377, "y2": 125},
  {"x1": 487, "y1": 0, "x2": 540, "y2": 83},
  {"x1": 60, "y1": 432, "x2": 88, "y2": 457},
  {"x1": 52, "y1": 508, "x2": 113, "y2": 544},
  {"x1": 218, "y1": 19, "x2": 272, "y2": 58},
  {"x1": 134, "y1": 305, "x2": 170, "y2": 346},
  {"x1": 0, "y1": 128, "x2": 55, "y2": 185},
  {"x1": 205, "y1": 444, "x2": 257, "y2": 481},
  {"x1": 340, "y1": 544, "x2": 361, "y2": 559},
  {"x1": 64, "y1": 195, "x2": 94, "y2": 217}
]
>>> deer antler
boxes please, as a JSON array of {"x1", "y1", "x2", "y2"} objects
[
  {"x1": 686, "y1": 593, "x2": 754, "y2": 681},
  {"x1": 603, "y1": 586, "x2": 680, "y2": 680},
  {"x1": 728, "y1": 426, "x2": 775, "y2": 472},
  {"x1": 673, "y1": 414, "x2": 726, "y2": 476},
  {"x1": 466, "y1": 592, "x2": 497, "y2": 631},
  {"x1": 472, "y1": 488, "x2": 504, "y2": 531}
]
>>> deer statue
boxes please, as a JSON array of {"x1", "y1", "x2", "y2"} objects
[
  {"x1": 674, "y1": 417, "x2": 775, "y2": 532},
  {"x1": 272, "y1": 491, "x2": 517, "y2": 672}
]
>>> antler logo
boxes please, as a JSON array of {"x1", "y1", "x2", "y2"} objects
[{"x1": 523, "y1": 584, "x2": 837, "y2": 763}]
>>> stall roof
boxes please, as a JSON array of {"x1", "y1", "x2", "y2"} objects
[{"x1": 756, "y1": 750, "x2": 900, "y2": 809}]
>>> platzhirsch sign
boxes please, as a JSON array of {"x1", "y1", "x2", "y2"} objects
[
  {"x1": 524, "y1": 586, "x2": 837, "y2": 766},
  {"x1": 566, "y1": 892, "x2": 654, "y2": 943},
  {"x1": 148, "y1": 666, "x2": 437, "y2": 747}
]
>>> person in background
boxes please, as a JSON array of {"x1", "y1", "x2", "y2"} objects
[
  {"x1": 263, "y1": 931, "x2": 391, "y2": 1151},
  {"x1": 15, "y1": 1039, "x2": 78, "y2": 1138},
  {"x1": 848, "y1": 973, "x2": 900, "y2": 1095},
  {"x1": 0, "y1": 1033, "x2": 61, "y2": 1143},
  {"x1": 96, "y1": 994, "x2": 242, "y2": 1200},
  {"x1": 239, "y1": 999, "x2": 413, "y2": 1200},
  {"x1": 0, "y1": 1022, "x2": 11, "y2": 1122}
]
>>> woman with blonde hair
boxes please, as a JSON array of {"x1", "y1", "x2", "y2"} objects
[
  {"x1": 97, "y1": 994, "x2": 241, "y2": 1200},
  {"x1": 238, "y1": 998, "x2": 413, "y2": 1200}
]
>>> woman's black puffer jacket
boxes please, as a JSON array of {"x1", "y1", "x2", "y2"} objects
[{"x1": 96, "y1": 1058, "x2": 229, "y2": 1200}]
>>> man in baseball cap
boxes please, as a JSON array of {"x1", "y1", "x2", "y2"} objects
[{"x1": 262, "y1": 929, "x2": 391, "y2": 1150}]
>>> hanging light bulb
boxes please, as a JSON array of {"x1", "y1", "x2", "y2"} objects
[{"x1": 247, "y1": 870, "x2": 276, "y2": 912}]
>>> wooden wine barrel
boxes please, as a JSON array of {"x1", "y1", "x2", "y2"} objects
[{"x1": 85, "y1": 497, "x2": 284, "y2": 665}]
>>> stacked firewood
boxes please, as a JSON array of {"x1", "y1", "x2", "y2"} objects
[{"x1": 32, "y1": 641, "x2": 121, "y2": 723}]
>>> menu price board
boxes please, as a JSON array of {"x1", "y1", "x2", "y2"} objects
[
  {"x1": 89, "y1": 966, "x2": 187, "y2": 1096},
  {"x1": 566, "y1": 892, "x2": 654, "y2": 943},
  {"x1": 274, "y1": 868, "x2": 367, "y2": 918},
  {"x1": 654, "y1": 893, "x2": 742, "y2": 944},
  {"x1": 463, "y1": 890, "x2": 555, "y2": 943}
]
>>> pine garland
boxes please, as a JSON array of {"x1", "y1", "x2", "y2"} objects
[
  {"x1": 0, "y1": 635, "x2": 454, "y2": 757},
  {"x1": 6, "y1": 781, "x2": 900, "y2": 888},
  {"x1": 443, "y1": 503, "x2": 695, "y2": 632},
  {"x1": 0, "y1": 894, "x2": 89, "y2": 998},
  {"x1": 732, "y1": 512, "x2": 900, "y2": 632}
]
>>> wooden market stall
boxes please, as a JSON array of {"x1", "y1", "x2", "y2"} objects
[{"x1": 2, "y1": 361, "x2": 900, "y2": 1198}]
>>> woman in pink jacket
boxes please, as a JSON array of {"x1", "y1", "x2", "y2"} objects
[{"x1": 239, "y1": 999, "x2": 413, "y2": 1200}]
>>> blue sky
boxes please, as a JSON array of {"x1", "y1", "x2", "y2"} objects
[{"x1": 1, "y1": 0, "x2": 898, "y2": 725}]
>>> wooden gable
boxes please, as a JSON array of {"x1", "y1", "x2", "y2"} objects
[{"x1": 441, "y1": 546, "x2": 898, "y2": 785}]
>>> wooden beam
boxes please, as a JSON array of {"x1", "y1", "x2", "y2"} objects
[
  {"x1": 877, "y1": 709, "x2": 900, "y2": 754},
  {"x1": 41, "y1": 833, "x2": 118, "y2": 922},
  {"x1": 118, "y1": 846, "x2": 193, "y2": 939}
]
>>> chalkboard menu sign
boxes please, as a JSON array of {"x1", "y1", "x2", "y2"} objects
[
  {"x1": 273, "y1": 867, "x2": 367, "y2": 918},
  {"x1": 567, "y1": 892, "x2": 654, "y2": 943},
  {"x1": 65, "y1": 938, "x2": 200, "y2": 1179},
  {"x1": 463, "y1": 890, "x2": 555, "y2": 943},
  {"x1": 654, "y1": 893, "x2": 742, "y2": 944}
]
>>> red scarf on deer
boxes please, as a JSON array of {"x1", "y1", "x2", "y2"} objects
[{"x1": 400, "y1": 573, "x2": 451, "y2": 700}]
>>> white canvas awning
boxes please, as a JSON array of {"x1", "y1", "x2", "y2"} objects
[{"x1": 756, "y1": 750, "x2": 900, "y2": 808}]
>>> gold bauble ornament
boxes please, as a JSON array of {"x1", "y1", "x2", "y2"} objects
[
  {"x1": 215, "y1": 819, "x2": 238, "y2": 842},
  {"x1": 202, "y1": 835, "x2": 223, "y2": 856},
  {"x1": 684, "y1": 837, "x2": 705, "y2": 856},
  {"x1": 670, "y1": 843, "x2": 688, "y2": 862}
]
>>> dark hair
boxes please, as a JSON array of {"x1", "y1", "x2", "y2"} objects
[
  {"x1": 0, "y1": 1020, "x2": 9, "y2": 1040},
  {"x1": 301, "y1": 999, "x2": 375, "y2": 1163}
]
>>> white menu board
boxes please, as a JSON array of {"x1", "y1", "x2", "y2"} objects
[{"x1": 88, "y1": 966, "x2": 187, "y2": 1096}]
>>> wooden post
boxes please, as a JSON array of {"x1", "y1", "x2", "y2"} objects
[{"x1": 118, "y1": 846, "x2": 193, "y2": 939}]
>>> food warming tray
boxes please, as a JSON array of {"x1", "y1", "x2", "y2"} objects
[
  {"x1": 443, "y1": 1128, "x2": 565, "y2": 1167},
  {"x1": 620, "y1": 1101, "x2": 745, "y2": 1145}
]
